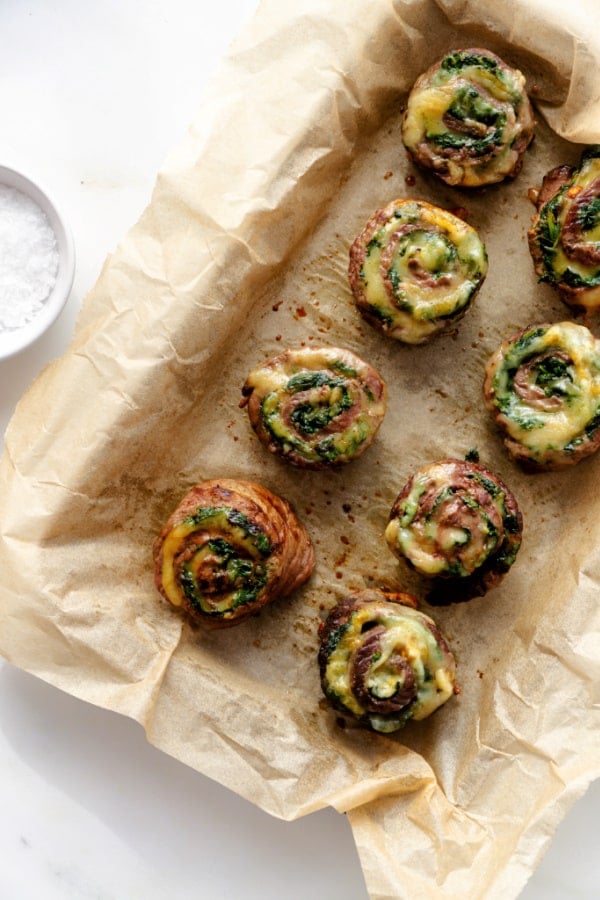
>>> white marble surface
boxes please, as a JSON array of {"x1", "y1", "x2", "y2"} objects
[{"x1": 0, "y1": 2, "x2": 598, "y2": 898}]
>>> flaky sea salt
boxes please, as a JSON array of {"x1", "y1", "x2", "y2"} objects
[{"x1": 0, "y1": 184, "x2": 59, "y2": 331}]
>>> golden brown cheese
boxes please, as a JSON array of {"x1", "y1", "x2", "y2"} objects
[
  {"x1": 483, "y1": 322, "x2": 600, "y2": 470},
  {"x1": 402, "y1": 48, "x2": 535, "y2": 188},
  {"x1": 386, "y1": 458, "x2": 522, "y2": 602},
  {"x1": 241, "y1": 346, "x2": 387, "y2": 468},
  {"x1": 318, "y1": 590, "x2": 456, "y2": 733},
  {"x1": 153, "y1": 479, "x2": 314, "y2": 628},
  {"x1": 348, "y1": 198, "x2": 487, "y2": 343},
  {"x1": 528, "y1": 146, "x2": 600, "y2": 310}
]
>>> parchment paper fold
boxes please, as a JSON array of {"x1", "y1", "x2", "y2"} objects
[{"x1": 1, "y1": 1, "x2": 599, "y2": 897}]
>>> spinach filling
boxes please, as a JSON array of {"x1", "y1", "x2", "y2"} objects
[
  {"x1": 536, "y1": 175, "x2": 600, "y2": 288},
  {"x1": 438, "y1": 50, "x2": 520, "y2": 103},
  {"x1": 511, "y1": 326, "x2": 547, "y2": 355},
  {"x1": 495, "y1": 327, "x2": 547, "y2": 390},
  {"x1": 289, "y1": 375, "x2": 353, "y2": 436},
  {"x1": 560, "y1": 268, "x2": 600, "y2": 289},
  {"x1": 330, "y1": 360, "x2": 358, "y2": 378},
  {"x1": 471, "y1": 472, "x2": 501, "y2": 499},
  {"x1": 429, "y1": 81, "x2": 508, "y2": 156},
  {"x1": 386, "y1": 230, "x2": 462, "y2": 316},
  {"x1": 563, "y1": 407, "x2": 600, "y2": 453},
  {"x1": 427, "y1": 51, "x2": 522, "y2": 157},
  {"x1": 181, "y1": 552, "x2": 268, "y2": 614},
  {"x1": 286, "y1": 371, "x2": 334, "y2": 393},
  {"x1": 366, "y1": 235, "x2": 382, "y2": 255},
  {"x1": 535, "y1": 192, "x2": 563, "y2": 280},
  {"x1": 496, "y1": 338, "x2": 577, "y2": 421},
  {"x1": 441, "y1": 51, "x2": 502, "y2": 77},
  {"x1": 260, "y1": 368, "x2": 369, "y2": 463},
  {"x1": 532, "y1": 355, "x2": 574, "y2": 398},
  {"x1": 185, "y1": 507, "x2": 271, "y2": 555},
  {"x1": 448, "y1": 85, "x2": 503, "y2": 128},
  {"x1": 578, "y1": 195, "x2": 600, "y2": 232},
  {"x1": 491, "y1": 546, "x2": 519, "y2": 573},
  {"x1": 409, "y1": 484, "x2": 500, "y2": 576},
  {"x1": 494, "y1": 377, "x2": 544, "y2": 430},
  {"x1": 178, "y1": 507, "x2": 272, "y2": 615},
  {"x1": 493, "y1": 327, "x2": 600, "y2": 448},
  {"x1": 323, "y1": 622, "x2": 349, "y2": 660},
  {"x1": 430, "y1": 129, "x2": 502, "y2": 157},
  {"x1": 387, "y1": 267, "x2": 413, "y2": 312}
]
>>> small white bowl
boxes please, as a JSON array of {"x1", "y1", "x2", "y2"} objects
[{"x1": 0, "y1": 165, "x2": 75, "y2": 360}]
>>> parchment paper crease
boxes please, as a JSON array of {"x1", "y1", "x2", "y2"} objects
[{"x1": 1, "y1": 1, "x2": 599, "y2": 898}]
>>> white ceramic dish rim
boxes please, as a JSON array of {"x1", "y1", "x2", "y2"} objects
[{"x1": 0, "y1": 164, "x2": 75, "y2": 361}]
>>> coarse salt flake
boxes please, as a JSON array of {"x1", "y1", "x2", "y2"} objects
[{"x1": 0, "y1": 184, "x2": 59, "y2": 331}]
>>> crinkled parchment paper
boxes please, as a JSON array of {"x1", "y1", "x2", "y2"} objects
[{"x1": 1, "y1": 0, "x2": 599, "y2": 897}]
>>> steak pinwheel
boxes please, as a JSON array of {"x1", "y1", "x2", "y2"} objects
[
  {"x1": 528, "y1": 145, "x2": 600, "y2": 310},
  {"x1": 318, "y1": 589, "x2": 456, "y2": 733},
  {"x1": 401, "y1": 48, "x2": 535, "y2": 188},
  {"x1": 241, "y1": 347, "x2": 387, "y2": 468},
  {"x1": 385, "y1": 459, "x2": 522, "y2": 601},
  {"x1": 153, "y1": 479, "x2": 315, "y2": 628},
  {"x1": 483, "y1": 322, "x2": 600, "y2": 470},
  {"x1": 348, "y1": 198, "x2": 488, "y2": 344}
]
